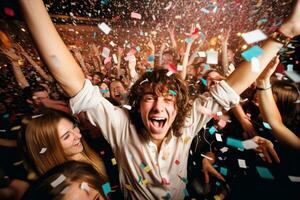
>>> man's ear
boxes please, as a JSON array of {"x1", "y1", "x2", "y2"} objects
[{"x1": 26, "y1": 99, "x2": 33, "y2": 104}]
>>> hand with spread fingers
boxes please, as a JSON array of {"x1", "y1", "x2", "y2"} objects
[{"x1": 201, "y1": 152, "x2": 226, "y2": 184}]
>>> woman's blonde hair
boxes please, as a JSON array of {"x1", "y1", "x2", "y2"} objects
[{"x1": 20, "y1": 109, "x2": 108, "y2": 180}]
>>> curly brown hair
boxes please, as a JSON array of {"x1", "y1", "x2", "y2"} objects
[{"x1": 128, "y1": 69, "x2": 191, "y2": 139}]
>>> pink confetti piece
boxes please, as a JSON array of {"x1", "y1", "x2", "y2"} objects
[{"x1": 131, "y1": 12, "x2": 142, "y2": 20}]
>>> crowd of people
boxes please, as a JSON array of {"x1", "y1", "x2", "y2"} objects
[{"x1": 0, "y1": 0, "x2": 299, "y2": 199}]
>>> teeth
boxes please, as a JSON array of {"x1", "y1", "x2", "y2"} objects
[{"x1": 152, "y1": 117, "x2": 165, "y2": 121}]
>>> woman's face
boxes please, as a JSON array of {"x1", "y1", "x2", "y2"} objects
[
  {"x1": 57, "y1": 118, "x2": 83, "y2": 159},
  {"x1": 62, "y1": 181, "x2": 105, "y2": 200}
]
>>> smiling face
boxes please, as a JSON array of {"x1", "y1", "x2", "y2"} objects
[
  {"x1": 139, "y1": 87, "x2": 177, "y2": 146},
  {"x1": 109, "y1": 81, "x2": 126, "y2": 103},
  {"x1": 57, "y1": 118, "x2": 83, "y2": 160},
  {"x1": 62, "y1": 181, "x2": 105, "y2": 200}
]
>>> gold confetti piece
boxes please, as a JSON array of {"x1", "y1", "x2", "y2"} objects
[
  {"x1": 182, "y1": 136, "x2": 190, "y2": 144},
  {"x1": 125, "y1": 184, "x2": 133, "y2": 191},
  {"x1": 142, "y1": 179, "x2": 149, "y2": 185},
  {"x1": 111, "y1": 158, "x2": 117, "y2": 165},
  {"x1": 144, "y1": 165, "x2": 151, "y2": 173},
  {"x1": 10, "y1": 125, "x2": 21, "y2": 131}
]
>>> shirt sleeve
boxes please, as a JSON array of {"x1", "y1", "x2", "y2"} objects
[
  {"x1": 190, "y1": 80, "x2": 240, "y2": 136},
  {"x1": 69, "y1": 79, "x2": 130, "y2": 149}
]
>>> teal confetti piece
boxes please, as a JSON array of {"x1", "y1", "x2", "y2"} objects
[
  {"x1": 140, "y1": 163, "x2": 145, "y2": 169},
  {"x1": 215, "y1": 181, "x2": 221, "y2": 186},
  {"x1": 136, "y1": 46, "x2": 141, "y2": 52},
  {"x1": 220, "y1": 167, "x2": 228, "y2": 176},
  {"x1": 101, "y1": 182, "x2": 111, "y2": 196},
  {"x1": 138, "y1": 175, "x2": 142, "y2": 184},
  {"x1": 204, "y1": 64, "x2": 210, "y2": 70},
  {"x1": 93, "y1": 32, "x2": 97, "y2": 39},
  {"x1": 148, "y1": 55, "x2": 155, "y2": 62},
  {"x1": 183, "y1": 189, "x2": 189, "y2": 197},
  {"x1": 169, "y1": 90, "x2": 177, "y2": 96},
  {"x1": 256, "y1": 166, "x2": 274, "y2": 179},
  {"x1": 162, "y1": 192, "x2": 171, "y2": 200},
  {"x1": 100, "y1": 89, "x2": 109, "y2": 93},
  {"x1": 209, "y1": 126, "x2": 217, "y2": 135},
  {"x1": 263, "y1": 122, "x2": 271, "y2": 129},
  {"x1": 241, "y1": 45, "x2": 263, "y2": 61},
  {"x1": 146, "y1": 68, "x2": 153, "y2": 73},
  {"x1": 185, "y1": 38, "x2": 193, "y2": 44},
  {"x1": 200, "y1": 78, "x2": 207, "y2": 86},
  {"x1": 101, "y1": 0, "x2": 109, "y2": 5},
  {"x1": 226, "y1": 137, "x2": 244, "y2": 149},
  {"x1": 178, "y1": 175, "x2": 188, "y2": 184}
]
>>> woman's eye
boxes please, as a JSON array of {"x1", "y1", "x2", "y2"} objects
[{"x1": 63, "y1": 134, "x2": 70, "y2": 140}]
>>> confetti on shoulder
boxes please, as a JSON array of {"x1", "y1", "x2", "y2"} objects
[{"x1": 123, "y1": 105, "x2": 132, "y2": 110}]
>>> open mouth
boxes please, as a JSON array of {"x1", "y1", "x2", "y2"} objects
[
  {"x1": 150, "y1": 117, "x2": 167, "y2": 129},
  {"x1": 74, "y1": 141, "x2": 82, "y2": 146}
]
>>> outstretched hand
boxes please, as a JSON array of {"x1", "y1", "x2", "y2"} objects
[
  {"x1": 257, "y1": 56, "x2": 279, "y2": 82},
  {"x1": 252, "y1": 136, "x2": 280, "y2": 163},
  {"x1": 201, "y1": 152, "x2": 225, "y2": 183}
]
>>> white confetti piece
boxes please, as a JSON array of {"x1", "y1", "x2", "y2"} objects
[
  {"x1": 216, "y1": 111, "x2": 223, "y2": 116},
  {"x1": 32, "y1": 114, "x2": 43, "y2": 119},
  {"x1": 109, "y1": 41, "x2": 116, "y2": 47},
  {"x1": 242, "y1": 29, "x2": 267, "y2": 44},
  {"x1": 140, "y1": 78, "x2": 149, "y2": 85},
  {"x1": 197, "y1": 51, "x2": 206, "y2": 57},
  {"x1": 206, "y1": 51, "x2": 218, "y2": 64},
  {"x1": 164, "y1": 2, "x2": 172, "y2": 10},
  {"x1": 123, "y1": 105, "x2": 132, "y2": 110},
  {"x1": 220, "y1": 147, "x2": 229, "y2": 153},
  {"x1": 238, "y1": 159, "x2": 247, "y2": 168},
  {"x1": 39, "y1": 148, "x2": 47, "y2": 154},
  {"x1": 102, "y1": 47, "x2": 110, "y2": 58},
  {"x1": 80, "y1": 182, "x2": 90, "y2": 191},
  {"x1": 242, "y1": 139, "x2": 258, "y2": 150},
  {"x1": 51, "y1": 174, "x2": 66, "y2": 188},
  {"x1": 251, "y1": 57, "x2": 260, "y2": 72},
  {"x1": 166, "y1": 71, "x2": 173, "y2": 77},
  {"x1": 215, "y1": 133, "x2": 222, "y2": 142},
  {"x1": 288, "y1": 176, "x2": 300, "y2": 182},
  {"x1": 61, "y1": 186, "x2": 70, "y2": 194},
  {"x1": 97, "y1": 22, "x2": 111, "y2": 35},
  {"x1": 201, "y1": 154, "x2": 213, "y2": 161},
  {"x1": 112, "y1": 54, "x2": 118, "y2": 64}
]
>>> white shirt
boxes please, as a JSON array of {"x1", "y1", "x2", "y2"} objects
[{"x1": 70, "y1": 79, "x2": 240, "y2": 200}]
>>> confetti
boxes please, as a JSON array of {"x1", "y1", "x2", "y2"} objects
[
  {"x1": 112, "y1": 54, "x2": 118, "y2": 64},
  {"x1": 125, "y1": 184, "x2": 133, "y2": 191},
  {"x1": 32, "y1": 114, "x2": 43, "y2": 119},
  {"x1": 262, "y1": 122, "x2": 272, "y2": 129},
  {"x1": 256, "y1": 166, "x2": 274, "y2": 179},
  {"x1": 80, "y1": 182, "x2": 89, "y2": 192},
  {"x1": 238, "y1": 159, "x2": 247, "y2": 168},
  {"x1": 206, "y1": 51, "x2": 218, "y2": 64},
  {"x1": 242, "y1": 139, "x2": 258, "y2": 150},
  {"x1": 4, "y1": 7, "x2": 15, "y2": 17},
  {"x1": 169, "y1": 90, "x2": 177, "y2": 96},
  {"x1": 60, "y1": 186, "x2": 70, "y2": 194},
  {"x1": 209, "y1": 126, "x2": 217, "y2": 135},
  {"x1": 242, "y1": 29, "x2": 267, "y2": 44},
  {"x1": 39, "y1": 148, "x2": 47, "y2": 154},
  {"x1": 220, "y1": 167, "x2": 228, "y2": 176},
  {"x1": 123, "y1": 105, "x2": 132, "y2": 110},
  {"x1": 175, "y1": 160, "x2": 180, "y2": 165},
  {"x1": 131, "y1": 12, "x2": 142, "y2": 20},
  {"x1": 215, "y1": 133, "x2": 222, "y2": 142},
  {"x1": 288, "y1": 176, "x2": 300, "y2": 182},
  {"x1": 241, "y1": 45, "x2": 263, "y2": 61},
  {"x1": 147, "y1": 55, "x2": 155, "y2": 62},
  {"x1": 51, "y1": 174, "x2": 66, "y2": 188},
  {"x1": 251, "y1": 57, "x2": 260, "y2": 72},
  {"x1": 218, "y1": 119, "x2": 227, "y2": 128},
  {"x1": 201, "y1": 154, "x2": 213, "y2": 161},
  {"x1": 111, "y1": 158, "x2": 117, "y2": 165},
  {"x1": 183, "y1": 189, "x2": 189, "y2": 196},
  {"x1": 226, "y1": 137, "x2": 244, "y2": 149},
  {"x1": 197, "y1": 51, "x2": 206, "y2": 57},
  {"x1": 102, "y1": 182, "x2": 111, "y2": 196},
  {"x1": 101, "y1": 47, "x2": 110, "y2": 58},
  {"x1": 10, "y1": 126, "x2": 21, "y2": 131},
  {"x1": 98, "y1": 22, "x2": 111, "y2": 35}
]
